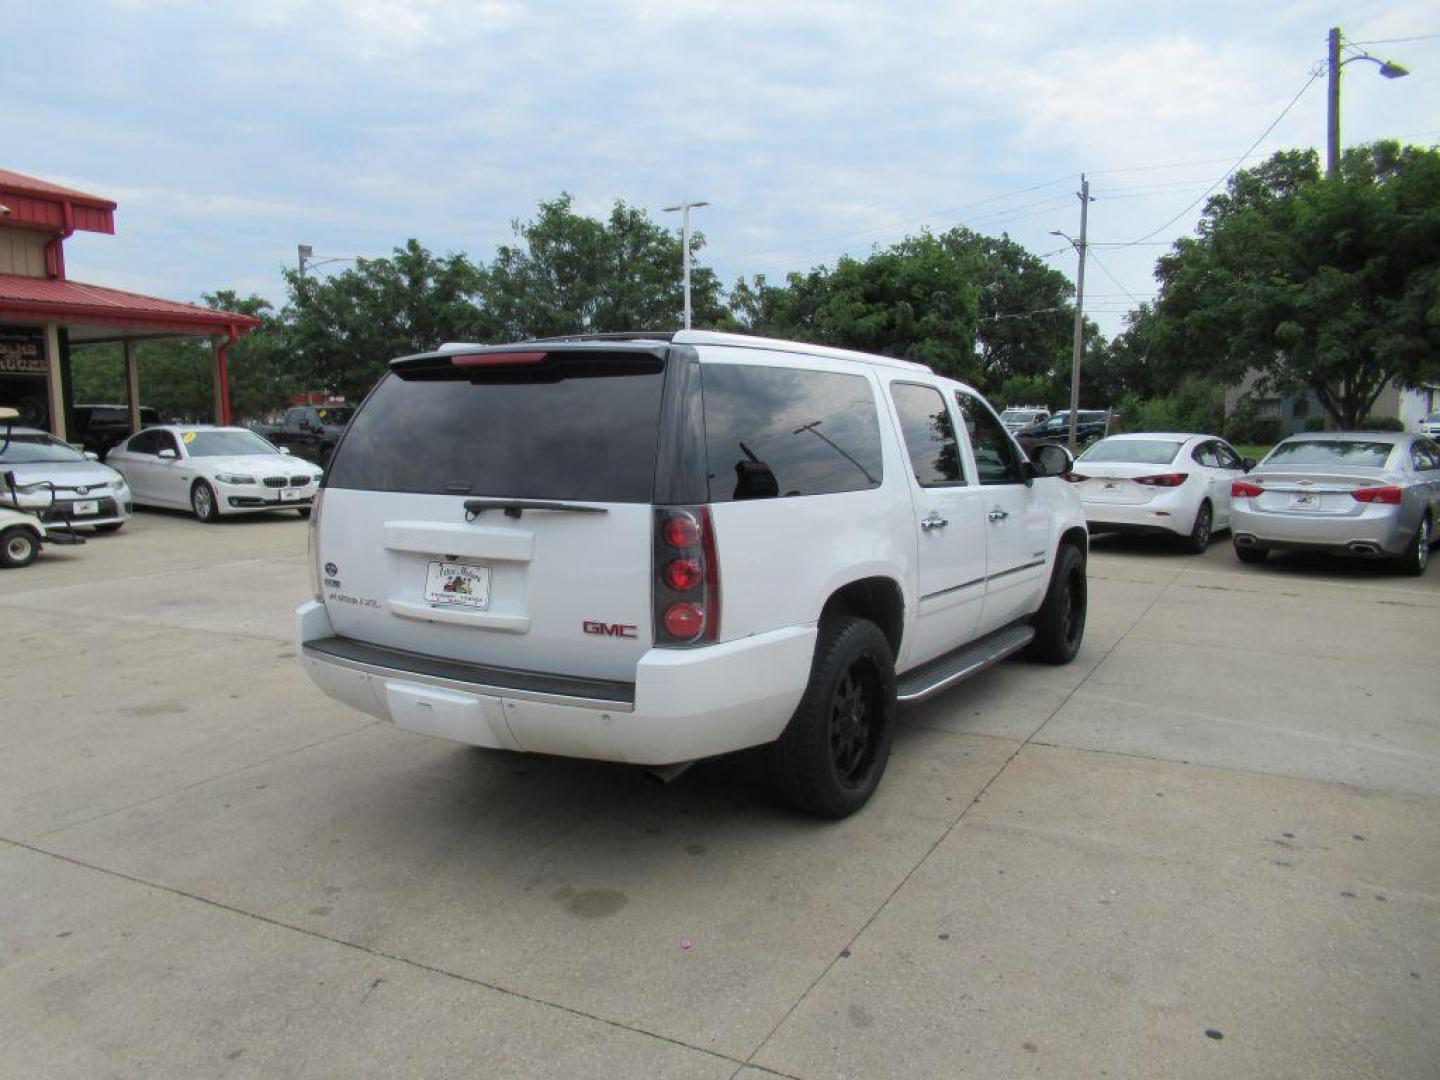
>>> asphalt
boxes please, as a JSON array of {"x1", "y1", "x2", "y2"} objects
[{"x1": 1, "y1": 510, "x2": 1437, "y2": 1079}]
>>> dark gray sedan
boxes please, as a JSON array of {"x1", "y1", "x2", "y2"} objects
[{"x1": 1230, "y1": 432, "x2": 1440, "y2": 575}]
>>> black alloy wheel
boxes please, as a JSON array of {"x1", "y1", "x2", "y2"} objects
[
  {"x1": 1028, "y1": 543, "x2": 1086, "y2": 664},
  {"x1": 766, "y1": 616, "x2": 897, "y2": 819}
]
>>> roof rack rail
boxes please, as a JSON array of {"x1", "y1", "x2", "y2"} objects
[{"x1": 523, "y1": 330, "x2": 678, "y2": 344}]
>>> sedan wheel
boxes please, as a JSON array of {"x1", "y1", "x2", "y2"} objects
[
  {"x1": 1399, "y1": 516, "x2": 1431, "y2": 577},
  {"x1": 1183, "y1": 501, "x2": 1213, "y2": 554},
  {"x1": 191, "y1": 480, "x2": 220, "y2": 524}
]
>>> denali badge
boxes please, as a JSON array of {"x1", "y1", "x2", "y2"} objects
[{"x1": 583, "y1": 621, "x2": 638, "y2": 639}]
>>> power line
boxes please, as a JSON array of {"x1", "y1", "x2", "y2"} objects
[
  {"x1": 1107, "y1": 67, "x2": 1323, "y2": 248},
  {"x1": 1086, "y1": 250, "x2": 1149, "y2": 308},
  {"x1": 1347, "y1": 32, "x2": 1440, "y2": 45}
]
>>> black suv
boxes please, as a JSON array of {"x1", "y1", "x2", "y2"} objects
[{"x1": 72, "y1": 404, "x2": 164, "y2": 457}]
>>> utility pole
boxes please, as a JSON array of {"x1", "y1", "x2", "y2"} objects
[
  {"x1": 1052, "y1": 175, "x2": 1092, "y2": 455},
  {"x1": 662, "y1": 200, "x2": 709, "y2": 329},
  {"x1": 1327, "y1": 26, "x2": 1342, "y2": 175},
  {"x1": 1326, "y1": 26, "x2": 1410, "y2": 177}
]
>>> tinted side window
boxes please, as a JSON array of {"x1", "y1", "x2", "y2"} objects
[
  {"x1": 1192, "y1": 443, "x2": 1219, "y2": 468},
  {"x1": 701, "y1": 364, "x2": 883, "y2": 501},
  {"x1": 128, "y1": 431, "x2": 157, "y2": 455},
  {"x1": 326, "y1": 354, "x2": 667, "y2": 502},
  {"x1": 891, "y1": 383, "x2": 963, "y2": 487},
  {"x1": 1213, "y1": 442, "x2": 1242, "y2": 469},
  {"x1": 954, "y1": 392, "x2": 1024, "y2": 485},
  {"x1": 1411, "y1": 441, "x2": 1439, "y2": 471}
]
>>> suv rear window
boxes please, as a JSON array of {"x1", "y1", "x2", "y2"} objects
[
  {"x1": 326, "y1": 352, "x2": 667, "y2": 502},
  {"x1": 701, "y1": 364, "x2": 883, "y2": 501}
]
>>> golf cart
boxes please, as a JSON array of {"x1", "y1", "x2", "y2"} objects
[{"x1": 0, "y1": 407, "x2": 85, "y2": 568}]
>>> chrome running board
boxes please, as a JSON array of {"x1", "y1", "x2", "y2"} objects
[{"x1": 895, "y1": 624, "x2": 1035, "y2": 704}]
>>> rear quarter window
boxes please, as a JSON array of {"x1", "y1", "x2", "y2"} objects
[{"x1": 700, "y1": 364, "x2": 883, "y2": 501}]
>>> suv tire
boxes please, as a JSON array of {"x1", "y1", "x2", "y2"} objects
[
  {"x1": 765, "y1": 616, "x2": 896, "y2": 819},
  {"x1": 1027, "y1": 543, "x2": 1086, "y2": 664}
]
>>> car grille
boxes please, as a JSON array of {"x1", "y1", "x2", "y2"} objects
[
  {"x1": 289, "y1": 475, "x2": 311, "y2": 487},
  {"x1": 262, "y1": 476, "x2": 288, "y2": 488}
]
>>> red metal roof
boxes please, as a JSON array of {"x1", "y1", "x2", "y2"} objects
[
  {"x1": 0, "y1": 169, "x2": 115, "y2": 210},
  {"x1": 0, "y1": 168, "x2": 116, "y2": 235},
  {"x1": 0, "y1": 274, "x2": 261, "y2": 336}
]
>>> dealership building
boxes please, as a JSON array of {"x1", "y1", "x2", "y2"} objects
[{"x1": 0, "y1": 168, "x2": 258, "y2": 443}]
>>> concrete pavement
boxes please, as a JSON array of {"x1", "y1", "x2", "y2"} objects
[{"x1": 2, "y1": 513, "x2": 1436, "y2": 1078}]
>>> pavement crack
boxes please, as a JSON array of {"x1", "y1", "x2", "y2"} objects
[
  {"x1": 0, "y1": 837, "x2": 750, "y2": 1072},
  {"x1": 742, "y1": 558, "x2": 1187, "y2": 1071}
]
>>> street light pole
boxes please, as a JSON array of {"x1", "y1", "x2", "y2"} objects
[
  {"x1": 1326, "y1": 26, "x2": 1411, "y2": 177},
  {"x1": 662, "y1": 200, "x2": 709, "y2": 329},
  {"x1": 1052, "y1": 175, "x2": 1093, "y2": 455}
]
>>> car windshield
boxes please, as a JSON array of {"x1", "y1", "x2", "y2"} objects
[
  {"x1": 0, "y1": 433, "x2": 88, "y2": 464},
  {"x1": 183, "y1": 430, "x2": 280, "y2": 457},
  {"x1": 1079, "y1": 439, "x2": 1182, "y2": 465},
  {"x1": 315, "y1": 407, "x2": 353, "y2": 424},
  {"x1": 1265, "y1": 440, "x2": 1394, "y2": 468},
  {"x1": 1001, "y1": 409, "x2": 1036, "y2": 423}
]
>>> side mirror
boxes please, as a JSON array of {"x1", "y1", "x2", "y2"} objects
[
  {"x1": 278, "y1": 446, "x2": 292, "y2": 455},
  {"x1": 1031, "y1": 442, "x2": 1074, "y2": 478},
  {"x1": 84, "y1": 450, "x2": 100, "y2": 461},
  {"x1": 158, "y1": 448, "x2": 178, "y2": 461},
  {"x1": 1242, "y1": 457, "x2": 1256, "y2": 472}
]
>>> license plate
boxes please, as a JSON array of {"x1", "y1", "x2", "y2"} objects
[
  {"x1": 72, "y1": 500, "x2": 99, "y2": 515},
  {"x1": 1103, "y1": 481, "x2": 1118, "y2": 490},
  {"x1": 280, "y1": 488, "x2": 301, "y2": 502},
  {"x1": 424, "y1": 561, "x2": 491, "y2": 609},
  {"x1": 1290, "y1": 492, "x2": 1318, "y2": 509}
]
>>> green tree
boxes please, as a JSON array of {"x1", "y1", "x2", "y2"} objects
[
  {"x1": 732, "y1": 227, "x2": 1093, "y2": 398},
  {"x1": 484, "y1": 194, "x2": 728, "y2": 338},
  {"x1": 1151, "y1": 142, "x2": 1440, "y2": 429},
  {"x1": 288, "y1": 239, "x2": 490, "y2": 403}
]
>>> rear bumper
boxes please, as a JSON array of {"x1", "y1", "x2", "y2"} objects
[
  {"x1": 295, "y1": 600, "x2": 815, "y2": 765},
  {"x1": 1230, "y1": 504, "x2": 1410, "y2": 557},
  {"x1": 1082, "y1": 497, "x2": 1191, "y2": 537}
]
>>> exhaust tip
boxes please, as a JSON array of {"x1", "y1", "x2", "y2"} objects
[
  {"x1": 644, "y1": 761, "x2": 695, "y2": 784},
  {"x1": 1234, "y1": 534, "x2": 1256, "y2": 548},
  {"x1": 1347, "y1": 541, "x2": 1379, "y2": 556}
]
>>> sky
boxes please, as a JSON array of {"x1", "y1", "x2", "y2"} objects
[{"x1": 9, "y1": 0, "x2": 1440, "y2": 338}]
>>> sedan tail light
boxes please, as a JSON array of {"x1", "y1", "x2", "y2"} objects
[
  {"x1": 1133, "y1": 473, "x2": 1189, "y2": 487},
  {"x1": 653, "y1": 506, "x2": 720, "y2": 646},
  {"x1": 1231, "y1": 480, "x2": 1264, "y2": 498},
  {"x1": 1350, "y1": 485, "x2": 1403, "y2": 505}
]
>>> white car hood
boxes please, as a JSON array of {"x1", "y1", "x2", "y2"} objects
[
  {"x1": 194, "y1": 454, "x2": 318, "y2": 477},
  {"x1": 2, "y1": 459, "x2": 123, "y2": 491}
]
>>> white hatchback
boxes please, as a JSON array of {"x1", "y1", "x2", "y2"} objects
[
  {"x1": 107, "y1": 425, "x2": 323, "y2": 522},
  {"x1": 1068, "y1": 433, "x2": 1253, "y2": 553}
]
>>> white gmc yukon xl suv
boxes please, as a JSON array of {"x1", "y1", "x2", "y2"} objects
[{"x1": 297, "y1": 331, "x2": 1088, "y2": 817}]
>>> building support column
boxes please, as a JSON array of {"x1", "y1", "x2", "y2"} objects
[
  {"x1": 212, "y1": 330, "x2": 234, "y2": 426},
  {"x1": 124, "y1": 339, "x2": 142, "y2": 435},
  {"x1": 44, "y1": 322, "x2": 66, "y2": 442}
]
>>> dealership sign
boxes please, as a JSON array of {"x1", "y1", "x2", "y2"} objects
[{"x1": 0, "y1": 328, "x2": 47, "y2": 376}]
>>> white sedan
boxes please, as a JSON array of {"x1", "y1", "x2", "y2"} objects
[
  {"x1": 1065, "y1": 432, "x2": 1254, "y2": 553},
  {"x1": 107, "y1": 425, "x2": 323, "y2": 522}
]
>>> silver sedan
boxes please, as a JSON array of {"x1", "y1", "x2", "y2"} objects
[{"x1": 1230, "y1": 432, "x2": 1440, "y2": 575}]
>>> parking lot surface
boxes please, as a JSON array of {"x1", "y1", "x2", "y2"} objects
[{"x1": 2, "y1": 511, "x2": 1438, "y2": 1079}]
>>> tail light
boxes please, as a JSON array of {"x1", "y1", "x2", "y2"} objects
[
  {"x1": 449, "y1": 351, "x2": 547, "y2": 368},
  {"x1": 1351, "y1": 485, "x2": 1403, "y2": 505},
  {"x1": 1133, "y1": 473, "x2": 1189, "y2": 487},
  {"x1": 1061, "y1": 472, "x2": 1089, "y2": 483},
  {"x1": 1231, "y1": 480, "x2": 1264, "y2": 498},
  {"x1": 653, "y1": 506, "x2": 720, "y2": 646},
  {"x1": 307, "y1": 488, "x2": 325, "y2": 599}
]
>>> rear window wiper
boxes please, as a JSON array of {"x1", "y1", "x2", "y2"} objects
[{"x1": 463, "y1": 498, "x2": 610, "y2": 520}]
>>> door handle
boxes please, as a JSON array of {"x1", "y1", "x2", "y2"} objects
[
  {"x1": 988, "y1": 508, "x2": 1009, "y2": 522},
  {"x1": 920, "y1": 515, "x2": 948, "y2": 530}
]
